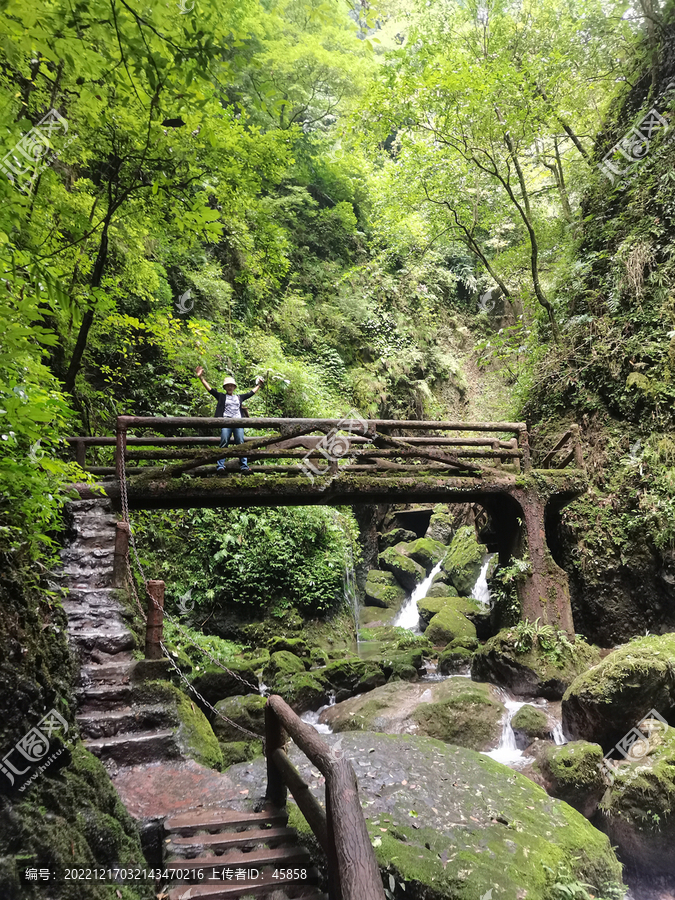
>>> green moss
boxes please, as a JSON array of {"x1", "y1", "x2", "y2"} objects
[
  {"x1": 267, "y1": 636, "x2": 310, "y2": 656},
  {"x1": 418, "y1": 594, "x2": 475, "y2": 626},
  {"x1": 438, "y1": 646, "x2": 473, "y2": 674},
  {"x1": 262, "y1": 650, "x2": 307, "y2": 685},
  {"x1": 190, "y1": 661, "x2": 259, "y2": 704},
  {"x1": 378, "y1": 527, "x2": 418, "y2": 549},
  {"x1": 219, "y1": 740, "x2": 263, "y2": 769},
  {"x1": 399, "y1": 537, "x2": 447, "y2": 573},
  {"x1": 412, "y1": 679, "x2": 504, "y2": 750},
  {"x1": 426, "y1": 583, "x2": 457, "y2": 599},
  {"x1": 272, "y1": 672, "x2": 328, "y2": 712},
  {"x1": 175, "y1": 690, "x2": 223, "y2": 770},
  {"x1": 212, "y1": 694, "x2": 267, "y2": 741},
  {"x1": 310, "y1": 646, "x2": 329, "y2": 667},
  {"x1": 511, "y1": 705, "x2": 549, "y2": 738},
  {"x1": 425, "y1": 605, "x2": 477, "y2": 646},
  {"x1": 364, "y1": 569, "x2": 407, "y2": 609},
  {"x1": 544, "y1": 741, "x2": 605, "y2": 790},
  {"x1": 378, "y1": 547, "x2": 426, "y2": 592},
  {"x1": 441, "y1": 526, "x2": 485, "y2": 595},
  {"x1": 318, "y1": 658, "x2": 386, "y2": 695},
  {"x1": 426, "y1": 504, "x2": 455, "y2": 544}
]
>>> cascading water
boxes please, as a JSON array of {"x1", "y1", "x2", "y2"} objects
[
  {"x1": 392, "y1": 561, "x2": 443, "y2": 632},
  {"x1": 343, "y1": 543, "x2": 360, "y2": 640},
  {"x1": 552, "y1": 722, "x2": 567, "y2": 745},
  {"x1": 301, "y1": 692, "x2": 336, "y2": 734},
  {"x1": 471, "y1": 552, "x2": 496, "y2": 606},
  {"x1": 483, "y1": 692, "x2": 528, "y2": 766}
]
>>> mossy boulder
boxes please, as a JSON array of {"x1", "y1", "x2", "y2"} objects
[
  {"x1": 272, "y1": 672, "x2": 329, "y2": 713},
  {"x1": 598, "y1": 725, "x2": 675, "y2": 878},
  {"x1": 212, "y1": 694, "x2": 267, "y2": 742},
  {"x1": 318, "y1": 658, "x2": 386, "y2": 700},
  {"x1": 378, "y1": 527, "x2": 417, "y2": 550},
  {"x1": 309, "y1": 646, "x2": 329, "y2": 667},
  {"x1": 364, "y1": 569, "x2": 407, "y2": 610},
  {"x1": 425, "y1": 604, "x2": 477, "y2": 646},
  {"x1": 426, "y1": 504, "x2": 455, "y2": 544},
  {"x1": 190, "y1": 661, "x2": 259, "y2": 705},
  {"x1": 472, "y1": 629, "x2": 600, "y2": 699},
  {"x1": 230, "y1": 733, "x2": 625, "y2": 900},
  {"x1": 174, "y1": 689, "x2": 223, "y2": 770},
  {"x1": 359, "y1": 604, "x2": 397, "y2": 627},
  {"x1": 380, "y1": 647, "x2": 426, "y2": 682},
  {"x1": 378, "y1": 547, "x2": 426, "y2": 593},
  {"x1": 418, "y1": 594, "x2": 475, "y2": 627},
  {"x1": 441, "y1": 525, "x2": 486, "y2": 595},
  {"x1": 399, "y1": 537, "x2": 447, "y2": 574},
  {"x1": 536, "y1": 741, "x2": 606, "y2": 818},
  {"x1": 562, "y1": 633, "x2": 675, "y2": 750},
  {"x1": 267, "y1": 636, "x2": 310, "y2": 657},
  {"x1": 411, "y1": 678, "x2": 504, "y2": 750},
  {"x1": 426, "y1": 582, "x2": 458, "y2": 599},
  {"x1": 219, "y1": 739, "x2": 263, "y2": 770},
  {"x1": 262, "y1": 650, "x2": 307, "y2": 686},
  {"x1": 447, "y1": 635, "x2": 479, "y2": 652},
  {"x1": 438, "y1": 646, "x2": 473, "y2": 674},
  {"x1": 510, "y1": 704, "x2": 550, "y2": 749}
]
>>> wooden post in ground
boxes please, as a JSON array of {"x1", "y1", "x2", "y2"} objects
[
  {"x1": 570, "y1": 424, "x2": 585, "y2": 471},
  {"x1": 74, "y1": 439, "x2": 86, "y2": 468},
  {"x1": 115, "y1": 421, "x2": 127, "y2": 483},
  {"x1": 145, "y1": 580, "x2": 165, "y2": 659},
  {"x1": 264, "y1": 704, "x2": 288, "y2": 809},
  {"x1": 518, "y1": 428, "x2": 532, "y2": 471},
  {"x1": 112, "y1": 521, "x2": 130, "y2": 588}
]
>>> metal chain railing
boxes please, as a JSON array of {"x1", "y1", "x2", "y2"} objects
[{"x1": 116, "y1": 442, "x2": 267, "y2": 743}]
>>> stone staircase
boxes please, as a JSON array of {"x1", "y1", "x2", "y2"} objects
[
  {"x1": 164, "y1": 805, "x2": 327, "y2": 900},
  {"x1": 59, "y1": 498, "x2": 182, "y2": 768}
]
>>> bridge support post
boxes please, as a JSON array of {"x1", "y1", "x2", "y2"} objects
[
  {"x1": 512, "y1": 489, "x2": 575, "y2": 635},
  {"x1": 145, "y1": 580, "x2": 165, "y2": 659}
]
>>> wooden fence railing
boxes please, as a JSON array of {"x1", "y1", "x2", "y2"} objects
[
  {"x1": 264, "y1": 694, "x2": 385, "y2": 900},
  {"x1": 65, "y1": 416, "x2": 584, "y2": 479}
]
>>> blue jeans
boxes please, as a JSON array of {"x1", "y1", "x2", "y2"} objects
[{"x1": 218, "y1": 426, "x2": 247, "y2": 470}]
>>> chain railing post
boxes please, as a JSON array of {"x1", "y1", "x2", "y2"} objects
[
  {"x1": 145, "y1": 580, "x2": 165, "y2": 660},
  {"x1": 112, "y1": 521, "x2": 130, "y2": 588},
  {"x1": 115, "y1": 418, "x2": 127, "y2": 485},
  {"x1": 264, "y1": 705, "x2": 287, "y2": 809}
]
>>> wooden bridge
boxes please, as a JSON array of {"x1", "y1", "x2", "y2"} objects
[{"x1": 69, "y1": 415, "x2": 587, "y2": 634}]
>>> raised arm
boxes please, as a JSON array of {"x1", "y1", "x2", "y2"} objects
[{"x1": 195, "y1": 365, "x2": 212, "y2": 393}]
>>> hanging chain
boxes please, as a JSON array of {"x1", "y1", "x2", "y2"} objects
[{"x1": 115, "y1": 434, "x2": 266, "y2": 745}]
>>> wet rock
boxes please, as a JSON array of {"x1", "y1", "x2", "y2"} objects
[
  {"x1": 562, "y1": 633, "x2": 675, "y2": 750},
  {"x1": 378, "y1": 527, "x2": 418, "y2": 550},
  {"x1": 425, "y1": 504, "x2": 455, "y2": 544},
  {"x1": 438, "y1": 646, "x2": 473, "y2": 674},
  {"x1": 212, "y1": 694, "x2": 267, "y2": 741},
  {"x1": 262, "y1": 650, "x2": 308, "y2": 686},
  {"x1": 397, "y1": 537, "x2": 447, "y2": 574},
  {"x1": 424, "y1": 599, "x2": 478, "y2": 646},
  {"x1": 359, "y1": 604, "x2": 398, "y2": 627},
  {"x1": 268, "y1": 672, "x2": 328, "y2": 713},
  {"x1": 219, "y1": 739, "x2": 263, "y2": 770},
  {"x1": 378, "y1": 547, "x2": 426, "y2": 593},
  {"x1": 425, "y1": 582, "x2": 458, "y2": 599},
  {"x1": 229, "y1": 732, "x2": 624, "y2": 900},
  {"x1": 190, "y1": 662, "x2": 259, "y2": 705},
  {"x1": 472, "y1": 628, "x2": 600, "y2": 700},
  {"x1": 379, "y1": 647, "x2": 426, "y2": 682},
  {"x1": 364, "y1": 569, "x2": 407, "y2": 610},
  {"x1": 534, "y1": 740, "x2": 605, "y2": 818},
  {"x1": 318, "y1": 657, "x2": 386, "y2": 701},
  {"x1": 440, "y1": 525, "x2": 486, "y2": 595},
  {"x1": 510, "y1": 705, "x2": 550, "y2": 749},
  {"x1": 598, "y1": 725, "x2": 675, "y2": 879},
  {"x1": 267, "y1": 636, "x2": 310, "y2": 657}
]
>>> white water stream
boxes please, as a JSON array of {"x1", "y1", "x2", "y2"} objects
[
  {"x1": 471, "y1": 553, "x2": 496, "y2": 606},
  {"x1": 392, "y1": 561, "x2": 443, "y2": 632}
]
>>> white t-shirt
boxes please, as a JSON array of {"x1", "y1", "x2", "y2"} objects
[{"x1": 223, "y1": 394, "x2": 241, "y2": 418}]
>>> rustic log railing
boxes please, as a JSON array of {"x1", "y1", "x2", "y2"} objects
[
  {"x1": 539, "y1": 424, "x2": 585, "y2": 471},
  {"x1": 264, "y1": 694, "x2": 385, "y2": 900},
  {"x1": 64, "y1": 414, "x2": 585, "y2": 479}
]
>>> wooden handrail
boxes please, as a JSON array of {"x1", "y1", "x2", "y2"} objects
[
  {"x1": 264, "y1": 695, "x2": 385, "y2": 900},
  {"x1": 114, "y1": 415, "x2": 526, "y2": 433}
]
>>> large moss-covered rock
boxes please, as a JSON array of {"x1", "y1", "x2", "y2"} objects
[
  {"x1": 319, "y1": 677, "x2": 503, "y2": 750},
  {"x1": 535, "y1": 741, "x2": 606, "y2": 818},
  {"x1": 262, "y1": 650, "x2": 307, "y2": 686},
  {"x1": 267, "y1": 636, "x2": 310, "y2": 657},
  {"x1": 399, "y1": 537, "x2": 447, "y2": 574},
  {"x1": 230, "y1": 732, "x2": 625, "y2": 900},
  {"x1": 219, "y1": 739, "x2": 263, "y2": 770},
  {"x1": 318, "y1": 658, "x2": 386, "y2": 700},
  {"x1": 272, "y1": 672, "x2": 328, "y2": 713},
  {"x1": 212, "y1": 694, "x2": 267, "y2": 742},
  {"x1": 441, "y1": 525, "x2": 486, "y2": 595},
  {"x1": 598, "y1": 725, "x2": 675, "y2": 878},
  {"x1": 190, "y1": 661, "x2": 259, "y2": 705},
  {"x1": 379, "y1": 647, "x2": 426, "y2": 682},
  {"x1": 359, "y1": 604, "x2": 397, "y2": 627},
  {"x1": 425, "y1": 582, "x2": 457, "y2": 599},
  {"x1": 510, "y1": 704, "x2": 550, "y2": 749},
  {"x1": 418, "y1": 594, "x2": 475, "y2": 627},
  {"x1": 425, "y1": 602, "x2": 477, "y2": 646},
  {"x1": 426, "y1": 504, "x2": 455, "y2": 544},
  {"x1": 562, "y1": 633, "x2": 675, "y2": 750},
  {"x1": 364, "y1": 569, "x2": 407, "y2": 610},
  {"x1": 378, "y1": 547, "x2": 426, "y2": 593},
  {"x1": 378, "y1": 527, "x2": 417, "y2": 550},
  {"x1": 472, "y1": 628, "x2": 600, "y2": 699},
  {"x1": 438, "y1": 646, "x2": 473, "y2": 674}
]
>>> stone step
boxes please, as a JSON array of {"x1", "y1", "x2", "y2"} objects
[
  {"x1": 66, "y1": 499, "x2": 113, "y2": 515},
  {"x1": 77, "y1": 703, "x2": 175, "y2": 739},
  {"x1": 166, "y1": 871, "x2": 322, "y2": 899},
  {"x1": 80, "y1": 659, "x2": 133, "y2": 684},
  {"x1": 165, "y1": 808, "x2": 288, "y2": 836},
  {"x1": 165, "y1": 845, "x2": 312, "y2": 873},
  {"x1": 63, "y1": 604, "x2": 130, "y2": 628},
  {"x1": 53, "y1": 571, "x2": 114, "y2": 590},
  {"x1": 84, "y1": 729, "x2": 180, "y2": 764},
  {"x1": 60, "y1": 546, "x2": 115, "y2": 564},
  {"x1": 77, "y1": 682, "x2": 133, "y2": 707},
  {"x1": 69, "y1": 629, "x2": 136, "y2": 654},
  {"x1": 167, "y1": 826, "x2": 299, "y2": 858}
]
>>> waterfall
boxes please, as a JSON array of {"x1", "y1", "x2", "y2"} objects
[
  {"x1": 393, "y1": 561, "x2": 443, "y2": 632},
  {"x1": 343, "y1": 544, "x2": 359, "y2": 639},
  {"x1": 471, "y1": 552, "x2": 496, "y2": 606},
  {"x1": 301, "y1": 692, "x2": 336, "y2": 734},
  {"x1": 552, "y1": 722, "x2": 567, "y2": 745},
  {"x1": 483, "y1": 689, "x2": 527, "y2": 766}
]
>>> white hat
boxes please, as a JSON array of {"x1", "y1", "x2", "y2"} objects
[{"x1": 223, "y1": 376, "x2": 237, "y2": 387}]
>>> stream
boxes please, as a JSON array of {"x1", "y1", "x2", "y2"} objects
[{"x1": 304, "y1": 552, "x2": 568, "y2": 767}]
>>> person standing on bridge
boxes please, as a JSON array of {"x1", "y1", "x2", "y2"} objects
[{"x1": 195, "y1": 367, "x2": 263, "y2": 475}]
